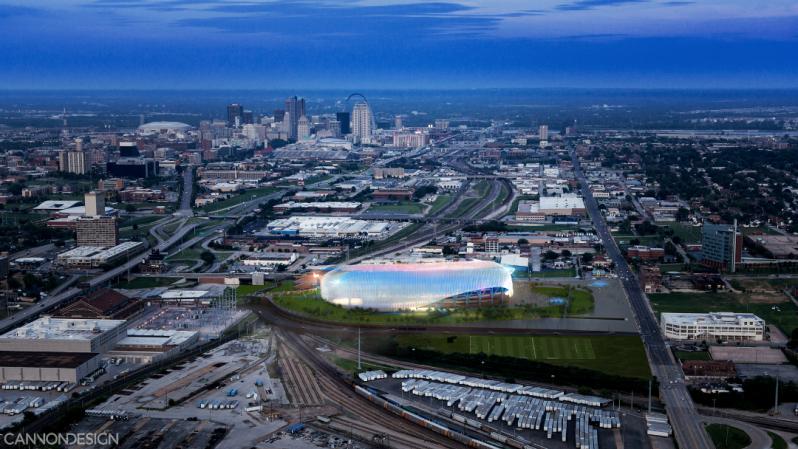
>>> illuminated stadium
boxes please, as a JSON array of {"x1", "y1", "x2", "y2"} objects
[{"x1": 320, "y1": 260, "x2": 514, "y2": 311}]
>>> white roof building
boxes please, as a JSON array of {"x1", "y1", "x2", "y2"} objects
[
  {"x1": 263, "y1": 216, "x2": 398, "y2": 239},
  {"x1": 0, "y1": 317, "x2": 127, "y2": 353},
  {"x1": 33, "y1": 200, "x2": 81, "y2": 211},
  {"x1": 661, "y1": 312, "x2": 766, "y2": 341}
]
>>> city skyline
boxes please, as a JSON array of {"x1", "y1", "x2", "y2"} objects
[{"x1": 1, "y1": 0, "x2": 797, "y2": 89}]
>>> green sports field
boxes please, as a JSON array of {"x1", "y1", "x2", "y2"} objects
[{"x1": 394, "y1": 334, "x2": 650, "y2": 379}]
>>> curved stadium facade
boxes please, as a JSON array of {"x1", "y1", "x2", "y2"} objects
[{"x1": 320, "y1": 260, "x2": 514, "y2": 311}]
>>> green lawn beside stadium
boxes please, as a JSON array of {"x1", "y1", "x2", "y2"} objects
[{"x1": 394, "y1": 334, "x2": 650, "y2": 379}]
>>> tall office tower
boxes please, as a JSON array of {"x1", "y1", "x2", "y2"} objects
[
  {"x1": 394, "y1": 115, "x2": 403, "y2": 129},
  {"x1": 702, "y1": 220, "x2": 742, "y2": 272},
  {"x1": 242, "y1": 110, "x2": 254, "y2": 125},
  {"x1": 434, "y1": 119, "x2": 449, "y2": 130},
  {"x1": 273, "y1": 109, "x2": 285, "y2": 122},
  {"x1": 336, "y1": 112, "x2": 351, "y2": 135},
  {"x1": 297, "y1": 115, "x2": 311, "y2": 140},
  {"x1": 60, "y1": 148, "x2": 90, "y2": 174},
  {"x1": 227, "y1": 103, "x2": 244, "y2": 126},
  {"x1": 539, "y1": 125, "x2": 549, "y2": 141},
  {"x1": 285, "y1": 96, "x2": 306, "y2": 140},
  {"x1": 282, "y1": 111, "x2": 292, "y2": 137},
  {"x1": 74, "y1": 137, "x2": 83, "y2": 152},
  {"x1": 76, "y1": 217, "x2": 118, "y2": 248},
  {"x1": 84, "y1": 191, "x2": 105, "y2": 217},
  {"x1": 352, "y1": 102, "x2": 373, "y2": 143}
]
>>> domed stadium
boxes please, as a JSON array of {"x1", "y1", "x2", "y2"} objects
[
  {"x1": 320, "y1": 260, "x2": 514, "y2": 311},
  {"x1": 137, "y1": 121, "x2": 192, "y2": 134}
]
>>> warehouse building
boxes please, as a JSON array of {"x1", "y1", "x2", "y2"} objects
[
  {"x1": 0, "y1": 317, "x2": 127, "y2": 353},
  {"x1": 107, "y1": 329, "x2": 198, "y2": 364},
  {"x1": 0, "y1": 352, "x2": 100, "y2": 383},
  {"x1": 661, "y1": 312, "x2": 765, "y2": 341},
  {"x1": 56, "y1": 242, "x2": 144, "y2": 268},
  {"x1": 263, "y1": 216, "x2": 398, "y2": 239}
]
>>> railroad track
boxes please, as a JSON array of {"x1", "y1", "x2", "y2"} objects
[
  {"x1": 275, "y1": 328, "x2": 468, "y2": 449},
  {"x1": 328, "y1": 415, "x2": 451, "y2": 449}
]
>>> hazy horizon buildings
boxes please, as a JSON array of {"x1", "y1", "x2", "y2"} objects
[
  {"x1": 285, "y1": 96, "x2": 306, "y2": 141},
  {"x1": 227, "y1": 103, "x2": 244, "y2": 126},
  {"x1": 352, "y1": 102, "x2": 373, "y2": 144}
]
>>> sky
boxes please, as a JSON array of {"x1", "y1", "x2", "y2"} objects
[{"x1": 1, "y1": 0, "x2": 797, "y2": 89}]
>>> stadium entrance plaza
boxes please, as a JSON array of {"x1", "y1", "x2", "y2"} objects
[{"x1": 468, "y1": 277, "x2": 638, "y2": 333}]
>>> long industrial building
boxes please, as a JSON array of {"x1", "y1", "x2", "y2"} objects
[
  {"x1": 0, "y1": 317, "x2": 128, "y2": 353},
  {"x1": 320, "y1": 260, "x2": 514, "y2": 311}
]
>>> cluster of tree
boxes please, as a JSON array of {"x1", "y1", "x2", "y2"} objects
[
  {"x1": 463, "y1": 220, "x2": 507, "y2": 233},
  {"x1": 412, "y1": 185, "x2": 438, "y2": 200}
]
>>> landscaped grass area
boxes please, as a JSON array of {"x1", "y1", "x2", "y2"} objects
[
  {"x1": 659, "y1": 222, "x2": 703, "y2": 244},
  {"x1": 675, "y1": 350, "x2": 711, "y2": 361},
  {"x1": 427, "y1": 194, "x2": 452, "y2": 215},
  {"x1": 166, "y1": 246, "x2": 204, "y2": 261},
  {"x1": 649, "y1": 292, "x2": 798, "y2": 334},
  {"x1": 450, "y1": 197, "x2": 479, "y2": 218},
  {"x1": 705, "y1": 424, "x2": 751, "y2": 449},
  {"x1": 529, "y1": 284, "x2": 594, "y2": 315},
  {"x1": 392, "y1": 334, "x2": 651, "y2": 379},
  {"x1": 199, "y1": 187, "x2": 278, "y2": 213},
  {"x1": 368, "y1": 201, "x2": 426, "y2": 214},
  {"x1": 116, "y1": 276, "x2": 178, "y2": 289},
  {"x1": 331, "y1": 357, "x2": 395, "y2": 374},
  {"x1": 119, "y1": 215, "x2": 163, "y2": 239},
  {"x1": 767, "y1": 432, "x2": 786, "y2": 449},
  {"x1": 235, "y1": 284, "x2": 272, "y2": 297},
  {"x1": 270, "y1": 289, "x2": 570, "y2": 325}
]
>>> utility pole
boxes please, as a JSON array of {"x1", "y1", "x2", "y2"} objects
[
  {"x1": 648, "y1": 379, "x2": 652, "y2": 413},
  {"x1": 774, "y1": 375, "x2": 780, "y2": 415}
]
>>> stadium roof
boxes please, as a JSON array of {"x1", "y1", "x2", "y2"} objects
[{"x1": 320, "y1": 260, "x2": 513, "y2": 311}]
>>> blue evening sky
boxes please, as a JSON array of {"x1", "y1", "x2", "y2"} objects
[{"x1": 1, "y1": 0, "x2": 797, "y2": 89}]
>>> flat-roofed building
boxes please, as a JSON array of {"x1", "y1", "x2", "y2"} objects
[
  {"x1": 0, "y1": 317, "x2": 127, "y2": 353},
  {"x1": 661, "y1": 312, "x2": 765, "y2": 341},
  {"x1": 0, "y1": 351, "x2": 100, "y2": 383},
  {"x1": 108, "y1": 329, "x2": 198, "y2": 364},
  {"x1": 538, "y1": 195, "x2": 586, "y2": 216}
]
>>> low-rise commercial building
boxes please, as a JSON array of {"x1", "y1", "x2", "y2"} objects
[{"x1": 661, "y1": 312, "x2": 765, "y2": 341}]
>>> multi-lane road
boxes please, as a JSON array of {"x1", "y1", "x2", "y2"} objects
[{"x1": 570, "y1": 148, "x2": 715, "y2": 449}]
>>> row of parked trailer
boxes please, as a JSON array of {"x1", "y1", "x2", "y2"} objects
[
  {"x1": 391, "y1": 375, "x2": 619, "y2": 449},
  {"x1": 0, "y1": 396, "x2": 45, "y2": 415},
  {"x1": 358, "y1": 370, "x2": 388, "y2": 382},
  {"x1": 198, "y1": 399, "x2": 239, "y2": 410},
  {"x1": 0, "y1": 381, "x2": 75, "y2": 392},
  {"x1": 392, "y1": 369, "x2": 610, "y2": 407}
]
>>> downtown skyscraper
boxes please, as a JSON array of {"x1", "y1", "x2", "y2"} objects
[{"x1": 285, "y1": 96, "x2": 306, "y2": 141}]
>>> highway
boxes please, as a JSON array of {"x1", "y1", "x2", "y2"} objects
[
  {"x1": 0, "y1": 220, "x2": 200, "y2": 334},
  {"x1": 570, "y1": 148, "x2": 715, "y2": 449}
]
